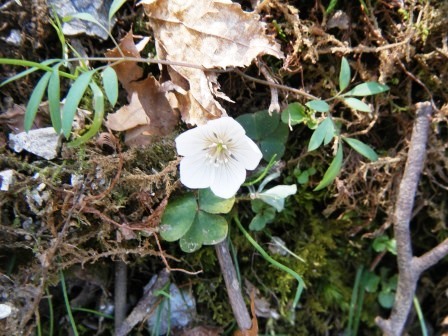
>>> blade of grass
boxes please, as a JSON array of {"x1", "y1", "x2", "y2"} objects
[
  {"x1": 71, "y1": 307, "x2": 113, "y2": 319},
  {"x1": 413, "y1": 296, "x2": 428, "y2": 336},
  {"x1": 59, "y1": 269, "x2": 79, "y2": 336},
  {"x1": 45, "y1": 287, "x2": 54, "y2": 336},
  {"x1": 347, "y1": 266, "x2": 363, "y2": 335}
]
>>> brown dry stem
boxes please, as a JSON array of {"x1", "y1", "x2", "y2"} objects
[
  {"x1": 215, "y1": 240, "x2": 252, "y2": 331},
  {"x1": 375, "y1": 102, "x2": 448, "y2": 335}
]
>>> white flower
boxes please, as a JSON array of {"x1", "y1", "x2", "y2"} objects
[{"x1": 175, "y1": 117, "x2": 262, "y2": 199}]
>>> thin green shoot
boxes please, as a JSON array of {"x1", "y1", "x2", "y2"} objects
[
  {"x1": 413, "y1": 296, "x2": 428, "y2": 336},
  {"x1": 242, "y1": 154, "x2": 277, "y2": 186},
  {"x1": 59, "y1": 269, "x2": 79, "y2": 336},
  {"x1": 36, "y1": 310, "x2": 42, "y2": 336},
  {"x1": 45, "y1": 287, "x2": 54, "y2": 336},
  {"x1": 264, "y1": 232, "x2": 305, "y2": 263},
  {"x1": 234, "y1": 216, "x2": 305, "y2": 310},
  {"x1": 71, "y1": 307, "x2": 113, "y2": 319},
  {"x1": 346, "y1": 266, "x2": 364, "y2": 336}
]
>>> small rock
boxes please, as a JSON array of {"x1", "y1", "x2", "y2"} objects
[
  {"x1": 0, "y1": 304, "x2": 12, "y2": 319},
  {"x1": 147, "y1": 282, "x2": 196, "y2": 334},
  {"x1": 327, "y1": 10, "x2": 350, "y2": 30},
  {"x1": 4, "y1": 29, "x2": 22, "y2": 47},
  {"x1": 9, "y1": 127, "x2": 61, "y2": 160},
  {"x1": 47, "y1": 0, "x2": 116, "y2": 40},
  {"x1": 0, "y1": 170, "x2": 14, "y2": 191}
]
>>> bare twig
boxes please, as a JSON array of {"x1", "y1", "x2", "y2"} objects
[
  {"x1": 215, "y1": 240, "x2": 252, "y2": 331},
  {"x1": 257, "y1": 59, "x2": 281, "y2": 114},
  {"x1": 375, "y1": 102, "x2": 441, "y2": 336},
  {"x1": 116, "y1": 269, "x2": 170, "y2": 336},
  {"x1": 114, "y1": 260, "x2": 127, "y2": 332},
  {"x1": 234, "y1": 68, "x2": 319, "y2": 101}
]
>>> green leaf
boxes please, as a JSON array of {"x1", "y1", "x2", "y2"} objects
[
  {"x1": 281, "y1": 102, "x2": 306, "y2": 126},
  {"x1": 339, "y1": 57, "x2": 351, "y2": 92},
  {"x1": 343, "y1": 82, "x2": 389, "y2": 96},
  {"x1": 238, "y1": 110, "x2": 289, "y2": 161},
  {"x1": 61, "y1": 70, "x2": 95, "y2": 138},
  {"x1": 198, "y1": 188, "x2": 235, "y2": 214},
  {"x1": 325, "y1": 0, "x2": 339, "y2": 14},
  {"x1": 306, "y1": 100, "x2": 330, "y2": 113},
  {"x1": 67, "y1": 82, "x2": 105, "y2": 147},
  {"x1": 260, "y1": 122, "x2": 289, "y2": 161},
  {"x1": 308, "y1": 117, "x2": 335, "y2": 151},
  {"x1": 160, "y1": 194, "x2": 197, "y2": 242},
  {"x1": 48, "y1": 64, "x2": 61, "y2": 133},
  {"x1": 249, "y1": 207, "x2": 276, "y2": 231},
  {"x1": 363, "y1": 272, "x2": 380, "y2": 293},
  {"x1": 0, "y1": 59, "x2": 59, "y2": 88},
  {"x1": 314, "y1": 144, "x2": 343, "y2": 191},
  {"x1": 342, "y1": 137, "x2": 378, "y2": 161},
  {"x1": 64, "y1": 12, "x2": 100, "y2": 25},
  {"x1": 236, "y1": 110, "x2": 279, "y2": 141},
  {"x1": 258, "y1": 184, "x2": 297, "y2": 212},
  {"x1": 342, "y1": 97, "x2": 371, "y2": 112},
  {"x1": 101, "y1": 67, "x2": 118, "y2": 107},
  {"x1": 25, "y1": 71, "x2": 51, "y2": 131},
  {"x1": 378, "y1": 291, "x2": 395, "y2": 309},
  {"x1": 108, "y1": 0, "x2": 127, "y2": 22},
  {"x1": 179, "y1": 212, "x2": 228, "y2": 253}
]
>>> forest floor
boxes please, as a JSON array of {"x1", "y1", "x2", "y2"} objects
[{"x1": 0, "y1": 0, "x2": 448, "y2": 335}]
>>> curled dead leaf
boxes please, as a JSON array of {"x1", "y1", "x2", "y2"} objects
[
  {"x1": 140, "y1": 0, "x2": 284, "y2": 125},
  {"x1": 105, "y1": 34, "x2": 178, "y2": 146}
]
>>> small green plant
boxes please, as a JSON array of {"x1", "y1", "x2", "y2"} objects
[
  {"x1": 159, "y1": 188, "x2": 233, "y2": 253},
  {"x1": 0, "y1": 1, "x2": 125, "y2": 146},
  {"x1": 281, "y1": 56, "x2": 389, "y2": 190}
]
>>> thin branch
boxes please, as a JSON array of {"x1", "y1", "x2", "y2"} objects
[
  {"x1": 234, "y1": 68, "x2": 319, "y2": 101},
  {"x1": 114, "y1": 260, "x2": 127, "y2": 332},
  {"x1": 375, "y1": 102, "x2": 434, "y2": 336},
  {"x1": 413, "y1": 238, "x2": 448, "y2": 274}
]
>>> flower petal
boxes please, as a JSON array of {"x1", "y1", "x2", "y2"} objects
[
  {"x1": 179, "y1": 153, "x2": 214, "y2": 189},
  {"x1": 210, "y1": 160, "x2": 246, "y2": 198},
  {"x1": 175, "y1": 126, "x2": 209, "y2": 156},
  {"x1": 232, "y1": 137, "x2": 263, "y2": 170},
  {"x1": 207, "y1": 117, "x2": 246, "y2": 141}
]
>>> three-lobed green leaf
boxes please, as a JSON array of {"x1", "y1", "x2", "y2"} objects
[{"x1": 160, "y1": 194, "x2": 197, "y2": 242}]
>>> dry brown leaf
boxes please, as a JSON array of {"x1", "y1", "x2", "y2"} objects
[
  {"x1": 106, "y1": 92, "x2": 150, "y2": 131},
  {"x1": 105, "y1": 33, "x2": 178, "y2": 146},
  {"x1": 0, "y1": 103, "x2": 47, "y2": 133},
  {"x1": 140, "y1": 0, "x2": 284, "y2": 125},
  {"x1": 105, "y1": 31, "x2": 144, "y2": 94},
  {"x1": 233, "y1": 290, "x2": 258, "y2": 336}
]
